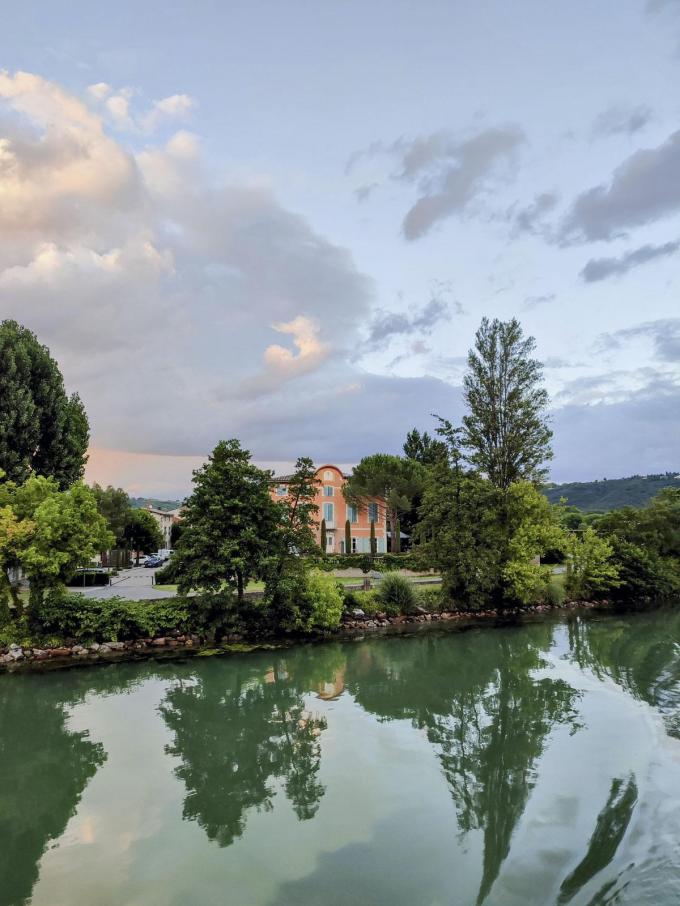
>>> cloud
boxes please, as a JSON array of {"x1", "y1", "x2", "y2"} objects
[
  {"x1": 560, "y1": 129, "x2": 680, "y2": 241},
  {"x1": 364, "y1": 295, "x2": 453, "y2": 352},
  {"x1": 523, "y1": 293, "x2": 556, "y2": 309},
  {"x1": 236, "y1": 316, "x2": 331, "y2": 399},
  {"x1": 87, "y1": 82, "x2": 111, "y2": 101},
  {"x1": 509, "y1": 192, "x2": 559, "y2": 236},
  {"x1": 591, "y1": 104, "x2": 653, "y2": 138},
  {"x1": 348, "y1": 125, "x2": 524, "y2": 240},
  {"x1": 354, "y1": 182, "x2": 378, "y2": 203},
  {"x1": 142, "y1": 93, "x2": 194, "y2": 132},
  {"x1": 596, "y1": 318, "x2": 680, "y2": 362},
  {"x1": 580, "y1": 239, "x2": 679, "y2": 281}
]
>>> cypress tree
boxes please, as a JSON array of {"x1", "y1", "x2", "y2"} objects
[{"x1": 345, "y1": 519, "x2": 352, "y2": 555}]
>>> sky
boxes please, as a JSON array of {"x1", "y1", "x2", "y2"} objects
[{"x1": 1, "y1": 0, "x2": 679, "y2": 498}]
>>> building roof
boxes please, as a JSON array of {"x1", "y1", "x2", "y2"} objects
[{"x1": 271, "y1": 465, "x2": 350, "y2": 483}]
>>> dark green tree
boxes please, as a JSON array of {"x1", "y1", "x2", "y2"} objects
[
  {"x1": 403, "y1": 427, "x2": 448, "y2": 465},
  {"x1": 123, "y1": 509, "x2": 164, "y2": 565},
  {"x1": 370, "y1": 519, "x2": 377, "y2": 555},
  {"x1": 172, "y1": 440, "x2": 279, "y2": 633},
  {"x1": 344, "y1": 454, "x2": 424, "y2": 554},
  {"x1": 344, "y1": 519, "x2": 352, "y2": 556},
  {"x1": 462, "y1": 317, "x2": 552, "y2": 490},
  {"x1": 320, "y1": 518, "x2": 327, "y2": 553},
  {"x1": 0, "y1": 321, "x2": 89, "y2": 488}
]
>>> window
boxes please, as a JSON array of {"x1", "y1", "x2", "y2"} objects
[
  {"x1": 324, "y1": 485, "x2": 334, "y2": 497},
  {"x1": 377, "y1": 537, "x2": 386, "y2": 553},
  {"x1": 368, "y1": 502, "x2": 378, "y2": 523},
  {"x1": 276, "y1": 485, "x2": 287, "y2": 496},
  {"x1": 324, "y1": 470, "x2": 333, "y2": 480},
  {"x1": 351, "y1": 537, "x2": 357, "y2": 553},
  {"x1": 347, "y1": 504, "x2": 359, "y2": 523},
  {"x1": 323, "y1": 502, "x2": 334, "y2": 523},
  {"x1": 326, "y1": 534, "x2": 334, "y2": 551}
]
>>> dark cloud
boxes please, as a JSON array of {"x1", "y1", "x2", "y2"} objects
[
  {"x1": 596, "y1": 318, "x2": 680, "y2": 362},
  {"x1": 591, "y1": 104, "x2": 653, "y2": 138},
  {"x1": 354, "y1": 182, "x2": 379, "y2": 203},
  {"x1": 363, "y1": 295, "x2": 458, "y2": 354},
  {"x1": 347, "y1": 125, "x2": 524, "y2": 240},
  {"x1": 560, "y1": 129, "x2": 680, "y2": 242},
  {"x1": 580, "y1": 240, "x2": 679, "y2": 282},
  {"x1": 552, "y1": 378, "x2": 680, "y2": 481},
  {"x1": 400, "y1": 126, "x2": 524, "y2": 240},
  {"x1": 508, "y1": 192, "x2": 558, "y2": 237}
]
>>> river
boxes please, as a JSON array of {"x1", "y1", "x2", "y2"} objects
[{"x1": 1, "y1": 610, "x2": 679, "y2": 905}]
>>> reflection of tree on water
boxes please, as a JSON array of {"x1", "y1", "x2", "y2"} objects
[
  {"x1": 345, "y1": 627, "x2": 581, "y2": 904},
  {"x1": 558, "y1": 775, "x2": 637, "y2": 905},
  {"x1": 0, "y1": 674, "x2": 106, "y2": 906},
  {"x1": 158, "y1": 650, "x2": 343, "y2": 847},
  {"x1": 567, "y1": 610, "x2": 680, "y2": 737}
]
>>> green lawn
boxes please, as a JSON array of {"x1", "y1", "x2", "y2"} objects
[{"x1": 154, "y1": 573, "x2": 439, "y2": 595}]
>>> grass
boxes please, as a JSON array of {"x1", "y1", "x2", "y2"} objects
[{"x1": 154, "y1": 573, "x2": 440, "y2": 595}]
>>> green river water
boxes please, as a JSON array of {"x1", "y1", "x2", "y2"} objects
[{"x1": 1, "y1": 610, "x2": 680, "y2": 905}]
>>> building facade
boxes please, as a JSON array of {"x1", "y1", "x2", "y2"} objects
[
  {"x1": 146, "y1": 506, "x2": 182, "y2": 549},
  {"x1": 270, "y1": 464, "x2": 388, "y2": 555}
]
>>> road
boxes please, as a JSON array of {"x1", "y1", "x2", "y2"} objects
[{"x1": 73, "y1": 567, "x2": 177, "y2": 601}]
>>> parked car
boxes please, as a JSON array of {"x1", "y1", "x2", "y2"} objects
[{"x1": 144, "y1": 556, "x2": 164, "y2": 568}]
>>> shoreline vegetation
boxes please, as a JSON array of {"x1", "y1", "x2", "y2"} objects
[
  {"x1": 2, "y1": 317, "x2": 679, "y2": 669},
  {"x1": 0, "y1": 596, "x2": 640, "y2": 674}
]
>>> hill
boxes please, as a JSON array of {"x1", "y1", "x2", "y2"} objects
[
  {"x1": 544, "y1": 473, "x2": 680, "y2": 512},
  {"x1": 129, "y1": 496, "x2": 183, "y2": 512}
]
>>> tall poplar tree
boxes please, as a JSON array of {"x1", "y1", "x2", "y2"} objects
[{"x1": 462, "y1": 317, "x2": 552, "y2": 490}]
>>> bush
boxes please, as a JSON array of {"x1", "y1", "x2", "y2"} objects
[
  {"x1": 305, "y1": 570, "x2": 344, "y2": 631},
  {"x1": 33, "y1": 591, "x2": 196, "y2": 642},
  {"x1": 154, "y1": 560, "x2": 177, "y2": 584},
  {"x1": 546, "y1": 573, "x2": 566, "y2": 606},
  {"x1": 416, "y1": 584, "x2": 443, "y2": 612},
  {"x1": 376, "y1": 573, "x2": 417, "y2": 615}
]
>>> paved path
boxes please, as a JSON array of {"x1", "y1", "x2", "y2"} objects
[{"x1": 73, "y1": 567, "x2": 178, "y2": 601}]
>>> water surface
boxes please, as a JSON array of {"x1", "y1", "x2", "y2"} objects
[{"x1": 1, "y1": 611, "x2": 679, "y2": 905}]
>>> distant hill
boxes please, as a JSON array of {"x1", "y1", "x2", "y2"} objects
[
  {"x1": 544, "y1": 473, "x2": 680, "y2": 512},
  {"x1": 129, "y1": 496, "x2": 182, "y2": 512}
]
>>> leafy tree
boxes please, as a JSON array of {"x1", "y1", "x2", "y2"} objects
[
  {"x1": 564, "y1": 527, "x2": 620, "y2": 601},
  {"x1": 0, "y1": 476, "x2": 112, "y2": 611},
  {"x1": 170, "y1": 520, "x2": 184, "y2": 547},
  {"x1": 265, "y1": 457, "x2": 320, "y2": 631},
  {"x1": 344, "y1": 519, "x2": 352, "y2": 556},
  {"x1": 320, "y1": 518, "x2": 327, "y2": 553},
  {"x1": 462, "y1": 317, "x2": 552, "y2": 490},
  {"x1": 344, "y1": 453, "x2": 424, "y2": 554},
  {"x1": 123, "y1": 509, "x2": 164, "y2": 565},
  {"x1": 91, "y1": 484, "x2": 130, "y2": 545},
  {"x1": 172, "y1": 440, "x2": 279, "y2": 631},
  {"x1": 403, "y1": 428, "x2": 447, "y2": 465},
  {"x1": 0, "y1": 321, "x2": 89, "y2": 488}
]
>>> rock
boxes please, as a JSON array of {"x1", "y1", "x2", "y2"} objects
[
  {"x1": 49, "y1": 647, "x2": 72, "y2": 658},
  {"x1": 106, "y1": 641, "x2": 125, "y2": 651},
  {"x1": 89, "y1": 642, "x2": 101, "y2": 651},
  {"x1": 351, "y1": 608, "x2": 366, "y2": 618},
  {"x1": 72, "y1": 644, "x2": 86, "y2": 654},
  {"x1": 152, "y1": 637, "x2": 166, "y2": 647},
  {"x1": 33, "y1": 649, "x2": 49, "y2": 660},
  {"x1": 98, "y1": 644, "x2": 111, "y2": 653},
  {"x1": 1, "y1": 653, "x2": 13, "y2": 664}
]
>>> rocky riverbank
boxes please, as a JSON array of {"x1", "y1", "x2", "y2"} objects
[{"x1": 0, "y1": 598, "x2": 614, "y2": 673}]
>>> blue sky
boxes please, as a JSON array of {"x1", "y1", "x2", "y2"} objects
[{"x1": 1, "y1": 1, "x2": 679, "y2": 496}]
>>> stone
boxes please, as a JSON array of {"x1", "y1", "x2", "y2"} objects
[
  {"x1": 33, "y1": 649, "x2": 49, "y2": 660},
  {"x1": 9, "y1": 648, "x2": 24, "y2": 661},
  {"x1": 49, "y1": 647, "x2": 72, "y2": 658},
  {"x1": 98, "y1": 644, "x2": 111, "y2": 653},
  {"x1": 89, "y1": 642, "x2": 101, "y2": 651},
  {"x1": 152, "y1": 637, "x2": 166, "y2": 647},
  {"x1": 106, "y1": 641, "x2": 125, "y2": 651}
]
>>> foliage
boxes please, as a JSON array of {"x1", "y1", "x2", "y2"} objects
[
  {"x1": 123, "y1": 509, "x2": 164, "y2": 564},
  {"x1": 376, "y1": 572, "x2": 417, "y2": 615},
  {"x1": 265, "y1": 569, "x2": 343, "y2": 634},
  {"x1": 564, "y1": 528, "x2": 620, "y2": 600},
  {"x1": 172, "y1": 440, "x2": 279, "y2": 619},
  {"x1": 462, "y1": 317, "x2": 552, "y2": 489},
  {"x1": 32, "y1": 591, "x2": 196, "y2": 642},
  {"x1": 0, "y1": 320, "x2": 89, "y2": 488},
  {"x1": 344, "y1": 453, "x2": 424, "y2": 553},
  {"x1": 0, "y1": 475, "x2": 113, "y2": 611},
  {"x1": 170, "y1": 521, "x2": 184, "y2": 546},
  {"x1": 370, "y1": 520, "x2": 376, "y2": 555},
  {"x1": 91, "y1": 484, "x2": 131, "y2": 546},
  {"x1": 320, "y1": 518, "x2": 327, "y2": 552},
  {"x1": 344, "y1": 519, "x2": 352, "y2": 555},
  {"x1": 403, "y1": 428, "x2": 447, "y2": 465},
  {"x1": 416, "y1": 583, "x2": 443, "y2": 612}
]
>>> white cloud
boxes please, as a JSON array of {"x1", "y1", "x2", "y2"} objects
[
  {"x1": 87, "y1": 82, "x2": 112, "y2": 101},
  {"x1": 142, "y1": 93, "x2": 194, "y2": 132}
]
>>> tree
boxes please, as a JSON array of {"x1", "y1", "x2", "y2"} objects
[
  {"x1": 0, "y1": 321, "x2": 89, "y2": 488},
  {"x1": 564, "y1": 527, "x2": 620, "y2": 601},
  {"x1": 172, "y1": 440, "x2": 279, "y2": 629},
  {"x1": 123, "y1": 510, "x2": 164, "y2": 565},
  {"x1": 344, "y1": 519, "x2": 352, "y2": 556},
  {"x1": 370, "y1": 519, "x2": 377, "y2": 555},
  {"x1": 403, "y1": 428, "x2": 447, "y2": 466},
  {"x1": 344, "y1": 454, "x2": 424, "y2": 554},
  {"x1": 320, "y1": 518, "x2": 327, "y2": 553},
  {"x1": 265, "y1": 457, "x2": 321, "y2": 630},
  {"x1": 91, "y1": 484, "x2": 130, "y2": 545},
  {"x1": 0, "y1": 476, "x2": 112, "y2": 610},
  {"x1": 462, "y1": 317, "x2": 552, "y2": 490}
]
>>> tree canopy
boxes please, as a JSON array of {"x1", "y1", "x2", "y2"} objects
[{"x1": 0, "y1": 321, "x2": 90, "y2": 488}]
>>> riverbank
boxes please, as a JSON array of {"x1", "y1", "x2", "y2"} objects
[{"x1": 0, "y1": 597, "x2": 616, "y2": 673}]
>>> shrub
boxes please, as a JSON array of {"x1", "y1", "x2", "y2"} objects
[
  {"x1": 33, "y1": 591, "x2": 196, "y2": 642},
  {"x1": 546, "y1": 573, "x2": 566, "y2": 606},
  {"x1": 154, "y1": 561, "x2": 177, "y2": 584},
  {"x1": 376, "y1": 573, "x2": 417, "y2": 615},
  {"x1": 305, "y1": 570, "x2": 344, "y2": 631},
  {"x1": 417, "y1": 584, "x2": 443, "y2": 612}
]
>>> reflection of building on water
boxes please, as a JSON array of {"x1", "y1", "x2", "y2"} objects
[{"x1": 316, "y1": 666, "x2": 346, "y2": 701}]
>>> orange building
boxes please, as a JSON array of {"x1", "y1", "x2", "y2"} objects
[{"x1": 270, "y1": 464, "x2": 387, "y2": 555}]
